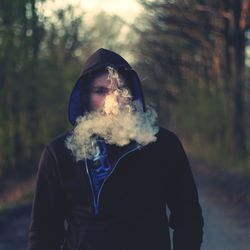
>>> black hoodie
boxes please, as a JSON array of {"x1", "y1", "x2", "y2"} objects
[{"x1": 27, "y1": 48, "x2": 204, "y2": 250}]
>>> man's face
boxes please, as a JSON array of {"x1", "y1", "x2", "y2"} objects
[
  {"x1": 89, "y1": 72, "x2": 129, "y2": 112},
  {"x1": 66, "y1": 69, "x2": 158, "y2": 161}
]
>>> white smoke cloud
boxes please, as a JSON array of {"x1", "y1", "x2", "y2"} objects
[{"x1": 65, "y1": 67, "x2": 159, "y2": 161}]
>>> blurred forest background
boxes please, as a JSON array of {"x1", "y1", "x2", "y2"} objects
[{"x1": 0, "y1": 0, "x2": 250, "y2": 207}]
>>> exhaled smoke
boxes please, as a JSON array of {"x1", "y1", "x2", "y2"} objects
[{"x1": 65, "y1": 67, "x2": 159, "y2": 161}]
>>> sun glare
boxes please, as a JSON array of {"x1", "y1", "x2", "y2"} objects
[{"x1": 37, "y1": 0, "x2": 142, "y2": 23}]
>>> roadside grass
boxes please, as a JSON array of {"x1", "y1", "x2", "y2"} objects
[{"x1": 0, "y1": 178, "x2": 35, "y2": 213}]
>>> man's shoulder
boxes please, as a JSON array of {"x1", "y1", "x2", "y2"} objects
[
  {"x1": 45, "y1": 130, "x2": 72, "y2": 154},
  {"x1": 157, "y1": 126, "x2": 179, "y2": 141}
]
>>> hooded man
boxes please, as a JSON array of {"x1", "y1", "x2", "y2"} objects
[{"x1": 27, "y1": 48, "x2": 204, "y2": 250}]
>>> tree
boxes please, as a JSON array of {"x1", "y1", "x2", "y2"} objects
[{"x1": 135, "y1": 0, "x2": 249, "y2": 160}]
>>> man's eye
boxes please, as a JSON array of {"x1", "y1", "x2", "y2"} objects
[{"x1": 93, "y1": 88, "x2": 109, "y2": 95}]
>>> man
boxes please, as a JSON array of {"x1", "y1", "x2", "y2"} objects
[{"x1": 27, "y1": 48, "x2": 204, "y2": 250}]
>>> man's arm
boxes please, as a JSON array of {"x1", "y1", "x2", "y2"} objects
[
  {"x1": 166, "y1": 132, "x2": 204, "y2": 250},
  {"x1": 27, "y1": 146, "x2": 68, "y2": 250}
]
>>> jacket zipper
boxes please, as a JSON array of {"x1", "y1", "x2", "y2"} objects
[
  {"x1": 85, "y1": 144, "x2": 141, "y2": 215},
  {"x1": 85, "y1": 160, "x2": 99, "y2": 214}
]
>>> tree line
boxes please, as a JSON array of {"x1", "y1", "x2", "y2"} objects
[
  {"x1": 134, "y1": 0, "x2": 250, "y2": 172},
  {"x1": 0, "y1": 0, "x2": 128, "y2": 178},
  {"x1": 0, "y1": 0, "x2": 249, "y2": 178}
]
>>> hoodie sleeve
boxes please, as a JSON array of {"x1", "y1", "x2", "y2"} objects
[
  {"x1": 166, "y1": 133, "x2": 204, "y2": 250},
  {"x1": 27, "y1": 146, "x2": 68, "y2": 250}
]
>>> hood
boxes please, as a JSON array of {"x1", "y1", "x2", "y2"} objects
[{"x1": 68, "y1": 48, "x2": 145, "y2": 126}]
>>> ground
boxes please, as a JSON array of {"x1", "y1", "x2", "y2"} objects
[{"x1": 193, "y1": 164, "x2": 250, "y2": 250}]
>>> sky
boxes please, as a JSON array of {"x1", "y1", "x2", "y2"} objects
[{"x1": 38, "y1": 0, "x2": 143, "y2": 23}]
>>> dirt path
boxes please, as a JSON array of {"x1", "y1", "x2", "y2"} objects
[
  {"x1": 0, "y1": 169, "x2": 250, "y2": 250},
  {"x1": 0, "y1": 203, "x2": 31, "y2": 250},
  {"x1": 193, "y1": 170, "x2": 250, "y2": 250}
]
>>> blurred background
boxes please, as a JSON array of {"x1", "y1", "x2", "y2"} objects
[{"x1": 0, "y1": 0, "x2": 250, "y2": 249}]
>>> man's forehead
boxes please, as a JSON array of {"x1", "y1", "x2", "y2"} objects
[{"x1": 91, "y1": 72, "x2": 126, "y2": 87}]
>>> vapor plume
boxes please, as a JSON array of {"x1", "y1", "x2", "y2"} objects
[{"x1": 65, "y1": 67, "x2": 159, "y2": 161}]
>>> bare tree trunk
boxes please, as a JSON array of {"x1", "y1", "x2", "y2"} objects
[
  {"x1": 31, "y1": 0, "x2": 39, "y2": 59},
  {"x1": 230, "y1": 0, "x2": 249, "y2": 158}
]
